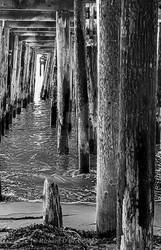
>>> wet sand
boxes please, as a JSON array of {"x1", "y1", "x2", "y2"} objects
[{"x1": 0, "y1": 201, "x2": 161, "y2": 236}]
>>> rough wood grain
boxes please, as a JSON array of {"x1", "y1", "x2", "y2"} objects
[
  {"x1": 43, "y1": 178, "x2": 63, "y2": 228},
  {"x1": 96, "y1": 0, "x2": 120, "y2": 235},
  {"x1": 74, "y1": 0, "x2": 90, "y2": 174},
  {"x1": 117, "y1": 1, "x2": 158, "y2": 249}
]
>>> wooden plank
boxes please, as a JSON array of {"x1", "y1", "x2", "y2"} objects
[
  {"x1": 11, "y1": 27, "x2": 56, "y2": 32},
  {"x1": 6, "y1": 21, "x2": 56, "y2": 28},
  {"x1": 0, "y1": 0, "x2": 96, "y2": 9},
  {"x1": 26, "y1": 42, "x2": 54, "y2": 46},
  {"x1": 15, "y1": 32, "x2": 56, "y2": 37},
  {"x1": 19, "y1": 36, "x2": 55, "y2": 42},
  {"x1": 0, "y1": 9, "x2": 56, "y2": 21},
  {"x1": 0, "y1": 0, "x2": 74, "y2": 10}
]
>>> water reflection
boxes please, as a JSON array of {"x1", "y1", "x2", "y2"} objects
[{"x1": 0, "y1": 99, "x2": 96, "y2": 203}]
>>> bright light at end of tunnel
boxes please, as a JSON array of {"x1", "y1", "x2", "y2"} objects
[{"x1": 34, "y1": 54, "x2": 44, "y2": 104}]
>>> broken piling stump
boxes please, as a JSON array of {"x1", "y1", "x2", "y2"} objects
[{"x1": 43, "y1": 178, "x2": 63, "y2": 228}]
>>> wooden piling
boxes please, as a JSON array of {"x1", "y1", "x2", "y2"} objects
[
  {"x1": 56, "y1": 10, "x2": 71, "y2": 154},
  {"x1": 16, "y1": 41, "x2": 23, "y2": 114},
  {"x1": 43, "y1": 178, "x2": 63, "y2": 228},
  {"x1": 74, "y1": 0, "x2": 90, "y2": 173},
  {"x1": 0, "y1": 178, "x2": 2, "y2": 202},
  {"x1": 29, "y1": 50, "x2": 36, "y2": 103},
  {"x1": 10, "y1": 34, "x2": 19, "y2": 118},
  {"x1": 96, "y1": 0, "x2": 120, "y2": 235},
  {"x1": 1, "y1": 22, "x2": 10, "y2": 135},
  {"x1": 50, "y1": 45, "x2": 57, "y2": 127},
  {"x1": 41, "y1": 53, "x2": 50, "y2": 100},
  {"x1": 117, "y1": 1, "x2": 157, "y2": 249}
]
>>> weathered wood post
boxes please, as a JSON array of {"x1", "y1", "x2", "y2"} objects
[
  {"x1": 86, "y1": 45, "x2": 97, "y2": 155},
  {"x1": 22, "y1": 44, "x2": 30, "y2": 108},
  {"x1": 16, "y1": 41, "x2": 23, "y2": 114},
  {"x1": 0, "y1": 178, "x2": 2, "y2": 202},
  {"x1": 43, "y1": 178, "x2": 63, "y2": 228},
  {"x1": 29, "y1": 51, "x2": 36, "y2": 103},
  {"x1": 50, "y1": 46, "x2": 57, "y2": 127},
  {"x1": 18, "y1": 42, "x2": 27, "y2": 111},
  {"x1": 96, "y1": 0, "x2": 120, "y2": 235},
  {"x1": 117, "y1": 1, "x2": 158, "y2": 249},
  {"x1": 1, "y1": 22, "x2": 9, "y2": 133},
  {"x1": 26, "y1": 48, "x2": 33, "y2": 104},
  {"x1": 86, "y1": 4, "x2": 97, "y2": 155},
  {"x1": 74, "y1": 0, "x2": 90, "y2": 173},
  {"x1": 56, "y1": 10, "x2": 71, "y2": 154},
  {"x1": 0, "y1": 21, "x2": 3, "y2": 140},
  {"x1": 157, "y1": 22, "x2": 161, "y2": 146},
  {"x1": 10, "y1": 34, "x2": 19, "y2": 118},
  {"x1": 41, "y1": 53, "x2": 50, "y2": 100}
]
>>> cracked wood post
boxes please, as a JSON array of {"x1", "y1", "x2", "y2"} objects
[
  {"x1": 0, "y1": 21, "x2": 3, "y2": 140},
  {"x1": 19, "y1": 42, "x2": 27, "y2": 109},
  {"x1": 41, "y1": 53, "x2": 53, "y2": 100},
  {"x1": 41, "y1": 53, "x2": 50, "y2": 100},
  {"x1": 43, "y1": 178, "x2": 63, "y2": 228},
  {"x1": 0, "y1": 177, "x2": 2, "y2": 201},
  {"x1": 16, "y1": 41, "x2": 23, "y2": 114},
  {"x1": 50, "y1": 45, "x2": 57, "y2": 127},
  {"x1": 157, "y1": 22, "x2": 161, "y2": 107},
  {"x1": 86, "y1": 45, "x2": 97, "y2": 155},
  {"x1": 96, "y1": 0, "x2": 120, "y2": 235},
  {"x1": 74, "y1": 0, "x2": 90, "y2": 173},
  {"x1": 29, "y1": 51, "x2": 36, "y2": 103},
  {"x1": 1, "y1": 22, "x2": 9, "y2": 133},
  {"x1": 11, "y1": 34, "x2": 19, "y2": 118},
  {"x1": 22, "y1": 44, "x2": 30, "y2": 108},
  {"x1": 25, "y1": 45, "x2": 32, "y2": 105},
  {"x1": 56, "y1": 10, "x2": 71, "y2": 154},
  {"x1": 27, "y1": 48, "x2": 34, "y2": 104},
  {"x1": 117, "y1": 1, "x2": 158, "y2": 249},
  {"x1": 157, "y1": 22, "x2": 161, "y2": 146}
]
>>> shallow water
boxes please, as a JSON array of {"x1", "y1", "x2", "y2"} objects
[{"x1": 0, "y1": 99, "x2": 96, "y2": 203}]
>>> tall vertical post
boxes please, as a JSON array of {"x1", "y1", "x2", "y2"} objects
[
  {"x1": 41, "y1": 53, "x2": 50, "y2": 100},
  {"x1": 117, "y1": 1, "x2": 157, "y2": 249},
  {"x1": 157, "y1": 22, "x2": 161, "y2": 147},
  {"x1": 56, "y1": 10, "x2": 70, "y2": 154},
  {"x1": 1, "y1": 22, "x2": 9, "y2": 133},
  {"x1": 74, "y1": 0, "x2": 90, "y2": 173},
  {"x1": 50, "y1": 45, "x2": 57, "y2": 127},
  {"x1": 22, "y1": 44, "x2": 30, "y2": 108},
  {"x1": 0, "y1": 21, "x2": 3, "y2": 139},
  {"x1": 96, "y1": 0, "x2": 120, "y2": 235},
  {"x1": 11, "y1": 34, "x2": 19, "y2": 118},
  {"x1": 29, "y1": 51, "x2": 36, "y2": 103},
  {"x1": 16, "y1": 41, "x2": 23, "y2": 114}
]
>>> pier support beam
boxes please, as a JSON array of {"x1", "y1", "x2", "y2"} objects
[
  {"x1": 1, "y1": 22, "x2": 10, "y2": 135},
  {"x1": 86, "y1": 45, "x2": 97, "y2": 155},
  {"x1": 0, "y1": 21, "x2": 2, "y2": 139},
  {"x1": 56, "y1": 10, "x2": 71, "y2": 154},
  {"x1": 29, "y1": 51, "x2": 36, "y2": 103},
  {"x1": 10, "y1": 34, "x2": 19, "y2": 118},
  {"x1": 41, "y1": 53, "x2": 50, "y2": 100},
  {"x1": 117, "y1": 1, "x2": 157, "y2": 249},
  {"x1": 16, "y1": 41, "x2": 23, "y2": 114},
  {"x1": 96, "y1": 0, "x2": 120, "y2": 236},
  {"x1": 74, "y1": 0, "x2": 90, "y2": 173},
  {"x1": 50, "y1": 46, "x2": 57, "y2": 127}
]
